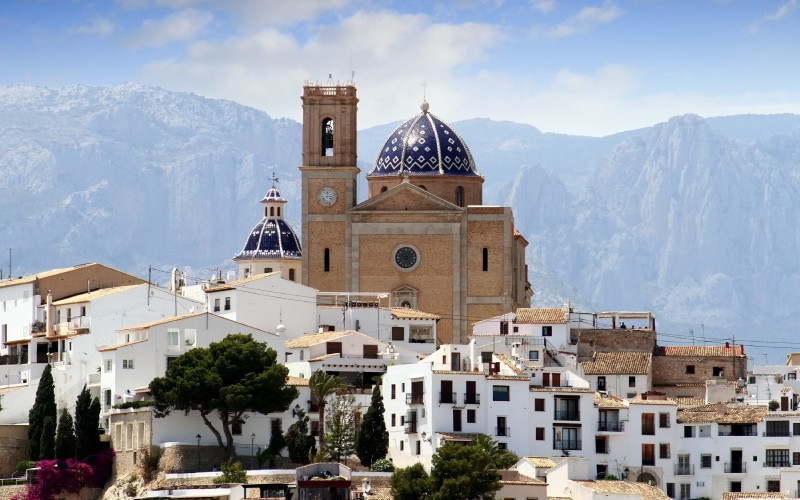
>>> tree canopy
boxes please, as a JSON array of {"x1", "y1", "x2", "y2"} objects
[
  {"x1": 355, "y1": 383, "x2": 388, "y2": 467},
  {"x1": 308, "y1": 370, "x2": 349, "y2": 450},
  {"x1": 324, "y1": 394, "x2": 356, "y2": 463},
  {"x1": 55, "y1": 408, "x2": 76, "y2": 461},
  {"x1": 74, "y1": 385, "x2": 101, "y2": 460},
  {"x1": 285, "y1": 408, "x2": 316, "y2": 464},
  {"x1": 150, "y1": 333, "x2": 298, "y2": 459},
  {"x1": 28, "y1": 363, "x2": 56, "y2": 460}
]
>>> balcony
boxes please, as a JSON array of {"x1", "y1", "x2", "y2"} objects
[
  {"x1": 406, "y1": 393, "x2": 424, "y2": 405},
  {"x1": 674, "y1": 464, "x2": 694, "y2": 475},
  {"x1": 464, "y1": 393, "x2": 480, "y2": 405},
  {"x1": 764, "y1": 461, "x2": 791, "y2": 468},
  {"x1": 495, "y1": 427, "x2": 510, "y2": 437},
  {"x1": 554, "y1": 411, "x2": 580, "y2": 421},
  {"x1": 439, "y1": 392, "x2": 456, "y2": 404},
  {"x1": 554, "y1": 439, "x2": 581, "y2": 451},
  {"x1": 763, "y1": 430, "x2": 791, "y2": 437},
  {"x1": 55, "y1": 316, "x2": 91, "y2": 334},
  {"x1": 724, "y1": 462, "x2": 746, "y2": 473},
  {"x1": 404, "y1": 422, "x2": 417, "y2": 434},
  {"x1": 719, "y1": 429, "x2": 756, "y2": 436},
  {"x1": 597, "y1": 421, "x2": 625, "y2": 432}
]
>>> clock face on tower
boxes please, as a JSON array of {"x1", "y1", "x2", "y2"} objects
[
  {"x1": 395, "y1": 246, "x2": 418, "y2": 269},
  {"x1": 317, "y1": 187, "x2": 337, "y2": 206}
]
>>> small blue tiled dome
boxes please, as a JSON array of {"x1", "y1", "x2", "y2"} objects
[
  {"x1": 234, "y1": 218, "x2": 301, "y2": 261},
  {"x1": 368, "y1": 102, "x2": 479, "y2": 177}
]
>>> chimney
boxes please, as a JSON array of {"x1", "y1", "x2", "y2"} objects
[{"x1": 46, "y1": 290, "x2": 53, "y2": 337}]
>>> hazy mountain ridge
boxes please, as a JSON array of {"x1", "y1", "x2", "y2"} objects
[{"x1": 3, "y1": 83, "x2": 800, "y2": 352}]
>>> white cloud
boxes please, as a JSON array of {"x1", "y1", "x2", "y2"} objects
[
  {"x1": 746, "y1": 0, "x2": 798, "y2": 34},
  {"x1": 127, "y1": 8, "x2": 214, "y2": 48},
  {"x1": 545, "y1": 1, "x2": 622, "y2": 38},
  {"x1": 69, "y1": 18, "x2": 118, "y2": 37},
  {"x1": 532, "y1": 0, "x2": 557, "y2": 14}
]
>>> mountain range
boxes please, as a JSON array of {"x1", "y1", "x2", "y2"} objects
[{"x1": 3, "y1": 83, "x2": 800, "y2": 359}]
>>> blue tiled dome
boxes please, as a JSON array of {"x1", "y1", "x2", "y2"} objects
[
  {"x1": 369, "y1": 103, "x2": 479, "y2": 177},
  {"x1": 234, "y1": 218, "x2": 301, "y2": 261},
  {"x1": 261, "y1": 187, "x2": 285, "y2": 203}
]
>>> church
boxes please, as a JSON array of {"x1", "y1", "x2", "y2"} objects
[{"x1": 299, "y1": 83, "x2": 531, "y2": 344}]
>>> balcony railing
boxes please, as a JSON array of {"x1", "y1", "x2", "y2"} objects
[
  {"x1": 763, "y1": 430, "x2": 791, "y2": 437},
  {"x1": 719, "y1": 429, "x2": 757, "y2": 436},
  {"x1": 404, "y1": 422, "x2": 417, "y2": 434},
  {"x1": 464, "y1": 393, "x2": 480, "y2": 405},
  {"x1": 406, "y1": 393, "x2": 424, "y2": 405},
  {"x1": 724, "y1": 462, "x2": 746, "y2": 473},
  {"x1": 554, "y1": 411, "x2": 580, "y2": 421},
  {"x1": 439, "y1": 392, "x2": 456, "y2": 404},
  {"x1": 764, "y1": 461, "x2": 791, "y2": 468},
  {"x1": 495, "y1": 427, "x2": 510, "y2": 437},
  {"x1": 597, "y1": 421, "x2": 625, "y2": 432},
  {"x1": 554, "y1": 439, "x2": 581, "y2": 451},
  {"x1": 674, "y1": 464, "x2": 694, "y2": 475}
]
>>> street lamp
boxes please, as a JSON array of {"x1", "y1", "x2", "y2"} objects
[
  {"x1": 195, "y1": 434, "x2": 201, "y2": 472},
  {"x1": 250, "y1": 432, "x2": 256, "y2": 470}
]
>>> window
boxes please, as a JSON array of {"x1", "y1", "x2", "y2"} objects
[
  {"x1": 596, "y1": 435, "x2": 608, "y2": 454},
  {"x1": 455, "y1": 186, "x2": 464, "y2": 207},
  {"x1": 766, "y1": 420, "x2": 790, "y2": 436},
  {"x1": 597, "y1": 376, "x2": 606, "y2": 391},
  {"x1": 542, "y1": 326, "x2": 552, "y2": 336},
  {"x1": 659, "y1": 412, "x2": 671, "y2": 428},
  {"x1": 795, "y1": 422, "x2": 800, "y2": 435},
  {"x1": 105, "y1": 359, "x2": 112, "y2": 372},
  {"x1": 660, "y1": 443, "x2": 670, "y2": 459},
  {"x1": 324, "y1": 248, "x2": 330, "y2": 272},
  {"x1": 493, "y1": 385, "x2": 510, "y2": 401},
  {"x1": 685, "y1": 365, "x2": 695, "y2": 374},
  {"x1": 392, "y1": 327, "x2": 405, "y2": 341},
  {"x1": 481, "y1": 351, "x2": 492, "y2": 363},
  {"x1": 642, "y1": 413, "x2": 655, "y2": 435},
  {"x1": 767, "y1": 480, "x2": 781, "y2": 493},
  {"x1": 1, "y1": 323, "x2": 7, "y2": 346},
  {"x1": 391, "y1": 384, "x2": 396, "y2": 399},
  {"x1": 534, "y1": 398, "x2": 545, "y2": 411},
  {"x1": 596, "y1": 464, "x2": 607, "y2": 479},
  {"x1": 789, "y1": 372, "x2": 797, "y2": 380},
  {"x1": 684, "y1": 426, "x2": 694, "y2": 438},
  {"x1": 766, "y1": 449, "x2": 790, "y2": 467},
  {"x1": 535, "y1": 427, "x2": 545, "y2": 440},
  {"x1": 224, "y1": 297, "x2": 231, "y2": 310},
  {"x1": 399, "y1": 441, "x2": 404, "y2": 451},
  {"x1": 629, "y1": 376, "x2": 636, "y2": 387},
  {"x1": 713, "y1": 366, "x2": 724, "y2": 376},
  {"x1": 167, "y1": 329, "x2": 179, "y2": 347},
  {"x1": 391, "y1": 414, "x2": 396, "y2": 426},
  {"x1": 289, "y1": 269, "x2": 295, "y2": 281},
  {"x1": 122, "y1": 359, "x2": 134, "y2": 369},
  {"x1": 467, "y1": 409, "x2": 476, "y2": 423},
  {"x1": 185, "y1": 329, "x2": 196, "y2": 347},
  {"x1": 500, "y1": 321, "x2": 508, "y2": 335},
  {"x1": 326, "y1": 342, "x2": 342, "y2": 355},
  {"x1": 528, "y1": 350, "x2": 539, "y2": 361},
  {"x1": 482, "y1": 247, "x2": 488, "y2": 271},
  {"x1": 679, "y1": 484, "x2": 690, "y2": 500},
  {"x1": 322, "y1": 118, "x2": 334, "y2": 155},
  {"x1": 127, "y1": 423, "x2": 134, "y2": 450},
  {"x1": 416, "y1": 440, "x2": 421, "y2": 455},
  {"x1": 104, "y1": 389, "x2": 112, "y2": 407},
  {"x1": 213, "y1": 298, "x2": 220, "y2": 312},
  {"x1": 666, "y1": 483, "x2": 675, "y2": 498},
  {"x1": 729, "y1": 481, "x2": 741, "y2": 493},
  {"x1": 701, "y1": 454, "x2": 711, "y2": 468},
  {"x1": 363, "y1": 345, "x2": 378, "y2": 359},
  {"x1": 496, "y1": 416, "x2": 508, "y2": 437},
  {"x1": 794, "y1": 452, "x2": 800, "y2": 465}
]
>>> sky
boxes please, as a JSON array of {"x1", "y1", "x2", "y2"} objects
[{"x1": 1, "y1": 0, "x2": 800, "y2": 136}]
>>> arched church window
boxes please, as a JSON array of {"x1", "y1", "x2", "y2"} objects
[
  {"x1": 324, "y1": 248, "x2": 330, "y2": 272},
  {"x1": 322, "y1": 118, "x2": 334, "y2": 156},
  {"x1": 482, "y1": 247, "x2": 488, "y2": 271},
  {"x1": 277, "y1": 207, "x2": 281, "y2": 217},
  {"x1": 455, "y1": 186, "x2": 464, "y2": 207},
  {"x1": 270, "y1": 207, "x2": 275, "y2": 216}
]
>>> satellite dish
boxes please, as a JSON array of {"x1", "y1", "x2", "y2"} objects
[{"x1": 363, "y1": 480, "x2": 371, "y2": 493}]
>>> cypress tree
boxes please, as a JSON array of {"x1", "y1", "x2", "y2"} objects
[
  {"x1": 356, "y1": 384, "x2": 389, "y2": 468},
  {"x1": 28, "y1": 364, "x2": 57, "y2": 460},
  {"x1": 74, "y1": 385, "x2": 101, "y2": 459},
  {"x1": 40, "y1": 415, "x2": 56, "y2": 460},
  {"x1": 55, "y1": 408, "x2": 76, "y2": 460}
]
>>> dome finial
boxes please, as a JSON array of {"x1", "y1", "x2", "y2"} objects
[
  {"x1": 420, "y1": 100, "x2": 429, "y2": 113},
  {"x1": 270, "y1": 171, "x2": 279, "y2": 189},
  {"x1": 421, "y1": 81, "x2": 429, "y2": 113}
]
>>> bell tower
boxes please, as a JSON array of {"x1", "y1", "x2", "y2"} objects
[{"x1": 299, "y1": 82, "x2": 359, "y2": 290}]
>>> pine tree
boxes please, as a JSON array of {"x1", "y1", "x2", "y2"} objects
[
  {"x1": 74, "y1": 385, "x2": 101, "y2": 459},
  {"x1": 28, "y1": 364, "x2": 57, "y2": 460},
  {"x1": 356, "y1": 384, "x2": 388, "y2": 467},
  {"x1": 55, "y1": 408, "x2": 76, "y2": 460},
  {"x1": 40, "y1": 416, "x2": 56, "y2": 460}
]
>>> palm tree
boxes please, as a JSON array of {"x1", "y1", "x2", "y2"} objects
[
  {"x1": 309, "y1": 370, "x2": 349, "y2": 450},
  {"x1": 473, "y1": 433, "x2": 519, "y2": 469}
]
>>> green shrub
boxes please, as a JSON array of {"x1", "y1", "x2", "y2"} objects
[
  {"x1": 213, "y1": 458, "x2": 247, "y2": 484},
  {"x1": 371, "y1": 458, "x2": 395, "y2": 472}
]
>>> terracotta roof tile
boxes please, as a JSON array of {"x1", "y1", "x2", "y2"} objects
[
  {"x1": 204, "y1": 272, "x2": 280, "y2": 292},
  {"x1": 390, "y1": 307, "x2": 440, "y2": 320},
  {"x1": 286, "y1": 376, "x2": 309, "y2": 386},
  {"x1": 52, "y1": 284, "x2": 141, "y2": 305},
  {"x1": 523, "y1": 457, "x2": 557, "y2": 468},
  {"x1": 437, "y1": 432, "x2": 480, "y2": 441},
  {"x1": 722, "y1": 493, "x2": 787, "y2": 500},
  {"x1": 530, "y1": 386, "x2": 594, "y2": 393},
  {"x1": 572, "y1": 480, "x2": 669, "y2": 500},
  {"x1": 594, "y1": 392, "x2": 628, "y2": 408},
  {"x1": 117, "y1": 312, "x2": 207, "y2": 331},
  {"x1": 581, "y1": 351, "x2": 651, "y2": 375},
  {"x1": 515, "y1": 308, "x2": 568, "y2": 324},
  {"x1": 677, "y1": 403, "x2": 767, "y2": 424},
  {"x1": 673, "y1": 397, "x2": 707, "y2": 408},
  {"x1": 285, "y1": 330, "x2": 352, "y2": 348},
  {"x1": 654, "y1": 345, "x2": 745, "y2": 357},
  {"x1": 495, "y1": 353, "x2": 527, "y2": 376}
]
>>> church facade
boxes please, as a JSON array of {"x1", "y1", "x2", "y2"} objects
[{"x1": 300, "y1": 83, "x2": 530, "y2": 344}]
